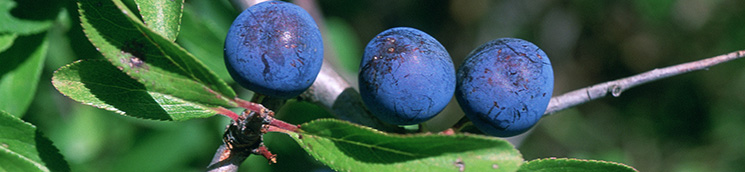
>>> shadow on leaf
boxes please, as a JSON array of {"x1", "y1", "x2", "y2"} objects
[
  {"x1": 301, "y1": 119, "x2": 506, "y2": 164},
  {"x1": 76, "y1": 0, "x2": 237, "y2": 107},
  {"x1": 34, "y1": 130, "x2": 69, "y2": 172},
  {"x1": 0, "y1": 33, "x2": 45, "y2": 77},
  {"x1": 78, "y1": 0, "x2": 190, "y2": 77},
  {"x1": 76, "y1": 60, "x2": 172, "y2": 120}
]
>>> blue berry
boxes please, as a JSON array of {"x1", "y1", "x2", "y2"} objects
[
  {"x1": 455, "y1": 38, "x2": 553, "y2": 137},
  {"x1": 359, "y1": 27, "x2": 456, "y2": 125},
  {"x1": 224, "y1": 1, "x2": 323, "y2": 99}
]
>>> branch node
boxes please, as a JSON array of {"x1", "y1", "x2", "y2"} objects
[{"x1": 610, "y1": 85, "x2": 623, "y2": 97}]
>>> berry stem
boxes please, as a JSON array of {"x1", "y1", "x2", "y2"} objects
[
  {"x1": 266, "y1": 125, "x2": 295, "y2": 134},
  {"x1": 234, "y1": 98, "x2": 271, "y2": 116},
  {"x1": 213, "y1": 107, "x2": 240, "y2": 121},
  {"x1": 544, "y1": 50, "x2": 745, "y2": 116},
  {"x1": 269, "y1": 118, "x2": 299, "y2": 132}
]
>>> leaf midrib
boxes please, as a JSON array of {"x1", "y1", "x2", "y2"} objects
[
  {"x1": 308, "y1": 133, "x2": 424, "y2": 159},
  {"x1": 86, "y1": 0, "x2": 233, "y2": 101}
]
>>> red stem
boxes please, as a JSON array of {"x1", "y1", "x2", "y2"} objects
[
  {"x1": 234, "y1": 98, "x2": 271, "y2": 115},
  {"x1": 268, "y1": 118, "x2": 299, "y2": 132},
  {"x1": 256, "y1": 146, "x2": 277, "y2": 163},
  {"x1": 214, "y1": 107, "x2": 240, "y2": 121}
]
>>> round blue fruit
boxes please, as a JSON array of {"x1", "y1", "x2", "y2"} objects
[
  {"x1": 359, "y1": 27, "x2": 456, "y2": 125},
  {"x1": 455, "y1": 38, "x2": 553, "y2": 137},
  {"x1": 224, "y1": 1, "x2": 323, "y2": 99}
]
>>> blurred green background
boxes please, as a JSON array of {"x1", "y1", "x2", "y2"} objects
[{"x1": 4, "y1": 0, "x2": 744, "y2": 171}]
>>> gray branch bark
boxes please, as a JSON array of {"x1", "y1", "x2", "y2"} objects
[
  {"x1": 208, "y1": 49, "x2": 745, "y2": 171},
  {"x1": 218, "y1": 0, "x2": 745, "y2": 171},
  {"x1": 299, "y1": 59, "x2": 404, "y2": 132},
  {"x1": 544, "y1": 50, "x2": 745, "y2": 115},
  {"x1": 206, "y1": 144, "x2": 244, "y2": 172}
]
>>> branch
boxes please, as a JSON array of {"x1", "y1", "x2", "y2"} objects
[
  {"x1": 206, "y1": 144, "x2": 245, "y2": 172},
  {"x1": 215, "y1": 0, "x2": 745, "y2": 171},
  {"x1": 299, "y1": 59, "x2": 404, "y2": 132},
  {"x1": 544, "y1": 50, "x2": 745, "y2": 115},
  {"x1": 229, "y1": 0, "x2": 269, "y2": 11},
  {"x1": 208, "y1": 109, "x2": 296, "y2": 172},
  {"x1": 293, "y1": 0, "x2": 404, "y2": 132}
]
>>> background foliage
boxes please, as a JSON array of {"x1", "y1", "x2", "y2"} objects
[{"x1": 2, "y1": 0, "x2": 744, "y2": 171}]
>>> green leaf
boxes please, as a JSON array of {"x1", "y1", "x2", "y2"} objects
[
  {"x1": 289, "y1": 119, "x2": 523, "y2": 172},
  {"x1": 0, "y1": 111, "x2": 69, "y2": 172},
  {"x1": 77, "y1": 0, "x2": 237, "y2": 108},
  {"x1": 517, "y1": 158, "x2": 638, "y2": 172},
  {"x1": 0, "y1": 33, "x2": 48, "y2": 117},
  {"x1": 0, "y1": 0, "x2": 52, "y2": 35},
  {"x1": 135, "y1": 0, "x2": 184, "y2": 41},
  {"x1": 177, "y1": 0, "x2": 237, "y2": 82},
  {"x1": 52, "y1": 60, "x2": 218, "y2": 121},
  {"x1": 0, "y1": 33, "x2": 16, "y2": 52}
]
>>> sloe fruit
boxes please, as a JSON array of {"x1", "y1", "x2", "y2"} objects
[
  {"x1": 455, "y1": 38, "x2": 553, "y2": 137},
  {"x1": 224, "y1": 1, "x2": 323, "y2": 99},
  {"x1": 359, "y1": 27, "x2": 456, "y2": 125}
]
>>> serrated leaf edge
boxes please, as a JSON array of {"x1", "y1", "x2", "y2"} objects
[
  {"x1": 109, "y1": 0, "x2": 231, "y2": 97},
  {"x1": 0, "y1": 146, "x2": 49, "y2": 172},
  {"x1": 51, "y1": 60, "x2": 219, "y2": 121},
  {"x1": 295, "y1": 118, "x2": 525, "y2": 172},
  {"x1": 134, "y1": 0, "x2": 184, "y2": 41},
  {"x1": 76, "y1": 0, "x2": 236, "y2": 106},
  {"x1": 300, "y1": 118, "x2": 516, "y2": 140},
  {"x1": 0, "y1": 111, "x2": 50, "y2": 172}
]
